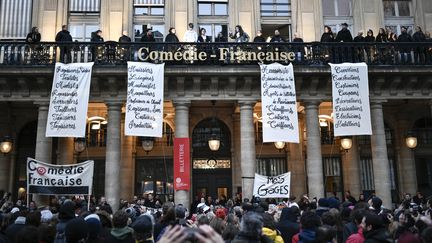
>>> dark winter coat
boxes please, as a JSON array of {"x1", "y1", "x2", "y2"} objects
[
  {"x1": 141, "y1": 34, "x2": 156, "y2": 42},
  {"x1": 353, "y1": 36, "x2": 365, "y2": 42},
  {"x1": 336, "y1": 28, "x2": 353, "y2": 42},
  {"x1": 364, "y1": 228, "x2": 392, "y2": 243},
  {"x1": 105, "y1": 227, "x2": 135, "y2": 243},
  {"x1": 26, "y1": 32, "x2": 41, "y2": 43},
  {"x1": 320, "y1": 32, "x2": 334, "y2": 42},
  {"x1": 55, "y1": 30, "x2": 72, "y2": 42},
  {"x1": 276, "y1": 207, "x2": 300, "y2": 243},
  {"x1": 231, "y1": 232, "x2": 273, "y2": 243},
  {"x1": 253, "y1": 36, "x2": 266, "y2": 42},
  {"x1": 365, "y1": 35, "x2": 376, "y2": 42},
  {"x1": 165, "y1": 33, "x2": 179, "y2": 42},
  {"x1": 376, "y1": 33, "x2": 387, "y2": 43},
  {"x1": 91, "y1": 32, "x2": 104, "y2": 42},
  {"x1": 198, "y1": 35, "x2": 211, "y2": 43},
  {"x1": 397, "y1": 33, "x2": 412, "y2": 52},
  {"x1": 412, "y1": 31, "x2": 426, "y2": 42},
  {"x1": 270, "y1": 35, "x2": 285, "y2": 43},
  {"x1": 118, "y1": 35, "x2": 131, "y2": 43},
  {"x1": 343, "y1": 222, "x2": 358, "y2": 242}
]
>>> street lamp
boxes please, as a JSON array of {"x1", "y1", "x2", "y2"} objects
[
  {"x1": 405, "y1": 135, "x2": 417, "y2": 149},
  {"x1": 141, "y1": 137, "x2": 154, "y2": 154},
  {"x1": 74, "y1": 138, "x2": 86, "y2": 153},
  {"x1": 340, "y1": 137, "x2": 353, "y2": 152},
  {"x1": 0, "y1": 137, "x2": 13, "y2": 155},
  {"x1": 208, "y1": 101, "x2": 220, "y2": 152},
  {"x1": 274, "y1": 141, "x2": 286, "y2": 152}
]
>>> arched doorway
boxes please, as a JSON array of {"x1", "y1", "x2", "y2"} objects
[
  {"x1": 14, "y1": 120, "x2": 37, "y2": 200},
  {"x1": 191, "y1": 118, "x2": 232, "y2": 201}
]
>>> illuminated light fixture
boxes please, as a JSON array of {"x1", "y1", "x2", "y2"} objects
[
  {"x1": 340, "y1": 137, "x2": 353, "y2": 151},
  {"x1": 405, "y1": 135, "x2": 417, "y2": 149},
  {"x1": 141, "y1": 137, "x2": 154, "y2": 154},
  {"x1": 74, "y1": 138, "x2": 86, "y2": 153},
  {"x1": 88, "y1": 116, "x2": 105, "y2": 121},
  {"x1": 208, "y1": 101, "x2": 220, "y2": 152},
  {"x1": 0, "y1": 137, "x2": 13, "y2": 154},
  {"x1": 274, "y1": 141, "x2": 286, "y2": 152},
  {"x1": 91, "y1": 122, "x2": 101, "y2": 130},
  {"x1": 319, "y1": 119, "x2": 328, "y2": 127},
  {"x1": 101, "y1": 120, "x2": 108, "y2": 125}
]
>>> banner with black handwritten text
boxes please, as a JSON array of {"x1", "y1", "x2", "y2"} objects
[
  {"x1": 253, "y1": 172, "x2": 291, "y2": 198},
  {"x1": 125, "y1": 62, "x2": 165, "y2": 137},
  {"x1": 330, "y1": 63, "x2": 372, "y2": 136},
  {"x1": 260, "y1": 63, "x2": 299, "y2": 143},
  {"x1": 46, "y1": 62, "x2": 94, "y2": 137}
]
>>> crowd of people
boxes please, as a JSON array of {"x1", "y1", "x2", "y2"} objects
[{"x1": 0, "y1": 190, "x2": 431, "y2": 243}]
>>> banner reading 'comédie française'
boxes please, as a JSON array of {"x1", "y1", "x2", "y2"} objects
[
  {"x1": 26, "y1": 158, "x2": 94, "y2": 195},
  {"x1": 260, "y1": 63, "x2": 299, "y2": 143},
  {"x1": 173, "y1": 138, "x2": 190, "y2": 191},
  {"x1": 330, "y1": 63, "x2": 372, "y2": 136},
  {"x1": 125, "y1": 62, "x2": 165, "y2": 137},
  {"x1": 253, "y1": 172, "x2": 291, "y2": 198},
  {"x1": 46, "y1": 62, "x2": 94, "y2": 137}
]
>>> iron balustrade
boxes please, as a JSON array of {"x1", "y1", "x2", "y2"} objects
[{"x1": 0, "y1": 41, "x2": 431, "y2": 66}]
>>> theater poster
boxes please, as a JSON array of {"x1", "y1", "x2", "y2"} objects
[{"x1": 173, "y1": 138, "x2": 190, "y2": 191}]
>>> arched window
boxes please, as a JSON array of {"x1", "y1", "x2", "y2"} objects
[{"x1": 192, "y1": 118, "x2": 231, "y2": 158}]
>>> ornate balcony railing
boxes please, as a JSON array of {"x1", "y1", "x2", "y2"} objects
[{"x1": 0, "y1": 41, "x2": 431, "y2": 66}]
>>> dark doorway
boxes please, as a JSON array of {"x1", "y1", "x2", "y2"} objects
[{"x1": 192, "y1": 118, "x2": 232, "y2": 201}]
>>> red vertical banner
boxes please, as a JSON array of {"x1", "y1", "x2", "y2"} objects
[{"x1": 173, "y1": 138, "x2": 190, "y2": 191}]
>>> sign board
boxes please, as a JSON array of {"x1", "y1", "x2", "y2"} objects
[
  {"x1": 253, "y1": 172, "x2": 291, "y2": 198},
  {"x1": 173, "y1": 138, "x2": 190, "y2": 191}
]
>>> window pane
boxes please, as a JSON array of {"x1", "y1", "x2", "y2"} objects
[
  {"x1": 134, "y1": 7, "x2": 149, "y2": 15},
  {"x1": 152, "y1": 24, "x2": 165, "y2": 42},
  {"x1": 383, "y1": 1, "x2": 396, "y2": 17},
  {"x1": 276, "y1": 0, "x2": 289, "y2": 3},
  {"x1": 337, "y1": 0, "x2": 351, "y2": 16},
  {"x1": 151, "y1": 7, "x2": 164, "y2": 15},
  {"x1": 275, "y1": 4, "x2": 289, "y2": 11},
  {"x1": 397, "y1": 1, "x2": 410, "y2": 16},
  {"x1": 261, "y1": 0, "x2": 273, "y2": 3},
  {"x1": 198, "y1": 3, "x2": 212, "y2": 15},
  {"x1": 323, "y1": 0, "x2": 336, "y2": 16},
  {"x1": 69, "y1": 25, "x2": 84, "y2": 41},
  {"x1": 214, "y1": 3, "x2": 228, "y2": 15}
]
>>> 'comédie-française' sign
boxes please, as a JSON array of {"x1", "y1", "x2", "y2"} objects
[
  {"x1": 253, "y1": 172, "x2": 291, "y2": 198},
  {"x1": 27, "y1": 158, "x2": 94, "y2": 195}
]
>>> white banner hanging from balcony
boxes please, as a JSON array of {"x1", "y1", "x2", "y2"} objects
[
  {"x1": 330, "y1": 63, "x2": 372, "y2": 136},
  {"x1": 253, "y1": 172, "x2": 291, "y2": 198},
  {"x1": 46, "y1": 62, "x2": 94, "y2": 137},
  {"x1": 260, "y1": 63, "x2": 299, "y2": 143},
  {"x1": 125, "y1": 62, "x2": 165, "y2": 137}
]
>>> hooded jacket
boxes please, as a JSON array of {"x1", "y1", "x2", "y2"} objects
[
  {"x1": 299, "y1": 229, "x2": 316, "y2": 243},
  {"x1": 276, "y1": 207, "x2": 299, "y2": 243},
  {"x1": 106, "y1": 226, "x2": 135, "y2": 243}
]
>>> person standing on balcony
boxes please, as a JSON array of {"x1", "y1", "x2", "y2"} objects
[
  {"x1": 141, "y1": 28, "x2": 155, "y2": 42},
  {"x1": 91, "y1": 30, "x2": 104, "y2": 62},
  {"x1": 253, "y1": 30, "x2": 266, "y2": 42},
  {"x1": 55, "y1": 25, "x2": 73, "y2": 63},
  {"x1": 336, "y1": 23, "x2": 353, "y2": 42},
  {"x1": 119, "y1": 31, "x2": 131, "y2": 43},
  {"x1": 198, "y1": 28, "x2": 211, "y2": 43},
  {"x1": 321, "y1": 26, "x2": 334, "y2": 42},
  {"x1": 292, "y1": 33, "x2": 304, "y2": 62},
  {"x1": 365, "y1": 29, "x2": 376, "y2": 63},
  {"x1": 229, "y1": 25, "x2": 249, "y2": 43},
  {"x1": 397, "y1": 26, "x2": 412, "y2": 64},
  {"x1": 413, "y1": 26, "x2": 426, "y2": 63},
  {"x1": 91, "y1": 30, "x2": 104, "y2": 42},
  {"x1": 270, "y1": 29, "x2": 285, "y2": 43},
  {"x1": 183, "y1": 23, "x2": 198, "y2": 42},
  {"x1": 321, "y1": 26, "x2": 335, "y2": 62},
  {"x1": 165, "y1": 28, "x2": 179, "y2": 42},
  {"x1": 26, "y1": 27, "x2": 41, "y2": 44}
]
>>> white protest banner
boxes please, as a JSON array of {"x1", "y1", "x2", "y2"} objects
[
  {"x1": 26, "y1": 158, "x2": 94, "y2": 195},
  {"x1": 330, "y1": 63, "x2": 372, "y2": 136},
  {"x1": 46, "y1": 62, "x2": 94, "y2": 137},
  {"x1": 125, "y1": 62, "x2": 165, "y2": 137},
  {"x1": 253, "y1": 172, "x2": 291, "y2": 198},
  {"x1": 260, "y1": 63, "x2": 299, "y2": 143}
]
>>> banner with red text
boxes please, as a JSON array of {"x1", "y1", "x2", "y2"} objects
[
  {"x1": 173, "y1": 138, "x2": 190, "y2": 190},
  {"x1": 260, "y1": 63, "x2": 299, "y2": 143},
  {"x1": 125, "y1": 62, "x2": 165, "y2": 137},
  {"x1": 27, "y1": 158, "x2": 94, "y2": 195},
  {"x1": 330, "y1": 63, "x2": 372, "y2": 136},
  {"x1": 46, "y1": 62, "x2": 94, "y2": 137}
]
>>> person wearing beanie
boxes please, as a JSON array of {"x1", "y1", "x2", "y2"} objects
[
  {"x1": 131, "y1": 215, "x2": 154, "y2": 243},
  {"x1": 55, "y1": 200, "x2": 76, "y2": 242},
  {"x1": 85, "y1": 214, "x2": 102, "y2": 243},
  {"x1": 316, "y1": 198, "x2": 330, "y2": 217},
  {"x1": 65, "y1": 217, "x2": 89, "y2": 243},
  {"x1": 106, "y1": 210, "x2": 134, "y2": 243}
]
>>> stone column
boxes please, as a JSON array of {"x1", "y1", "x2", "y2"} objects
[
  {"x1": 174, "y1": 101, "x2": 190, "y2": 207},
  {"x1": 120, "y1": 123, "x2": 134, "y2": 201},
  {"x1": 232, "y1": 113, "x2": 242, "y2": 194},
  {"x1": 57, "y1": 138, "x2": 74, "y2": 165},
  {"x1": 239, "y1": 101, "x2": 256, "y2": 200},
  {"x1": 105, "y1": 101, "x2": 122, "y2": 212},
  {"x1": 396, "y1": 119, "x2": 417, "y2": 195},
  {"x1": 304, "y1": 101, "x2": 324, "y2": 199},
  {"x1": 34, "y1": 102, "x2": 52, "y2": 205},
  {"x1": 342, "y1": 137, "x2": 362, "y2": 198},
  {"x1": 288, "y1": 142, "x2": 307, "y2": 198},
  {"x1": 370, "y1": 102, "x2": 392, "y2": 208}
]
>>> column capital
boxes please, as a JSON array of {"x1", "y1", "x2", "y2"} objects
[
  {"x1": 172, "y1": 100, "x2": 191, "y2": 107},
  {"x1": 370, "y1": 99, "x2": 388, "y2": 107},
  {"x1": 238, "y1": 99, "x2": 256, "y2": 107},
  {"x1": 105, "y1": 100, "x2": 123, "y2": 108},
  {"x1": 302, "y1": 100, "x2": 321, "y2": 108}
]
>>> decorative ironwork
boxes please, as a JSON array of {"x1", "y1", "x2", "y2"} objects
[{"x1": 0, "y1": 41, "x2": 431, "y2": 66}]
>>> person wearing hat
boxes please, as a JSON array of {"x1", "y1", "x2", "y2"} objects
[
  {"x1": 131, "y1": 215, "x2": 154, "y2": 243},
  {"x1": 54, "y1": 200, "x2": 76, "y2": 242},
  {"x1": 65, "y1": 217, "x2": 89, "y2": 243},
  {"x1": 336, "y1": 23, "x2": 353, "y2": 42}
]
